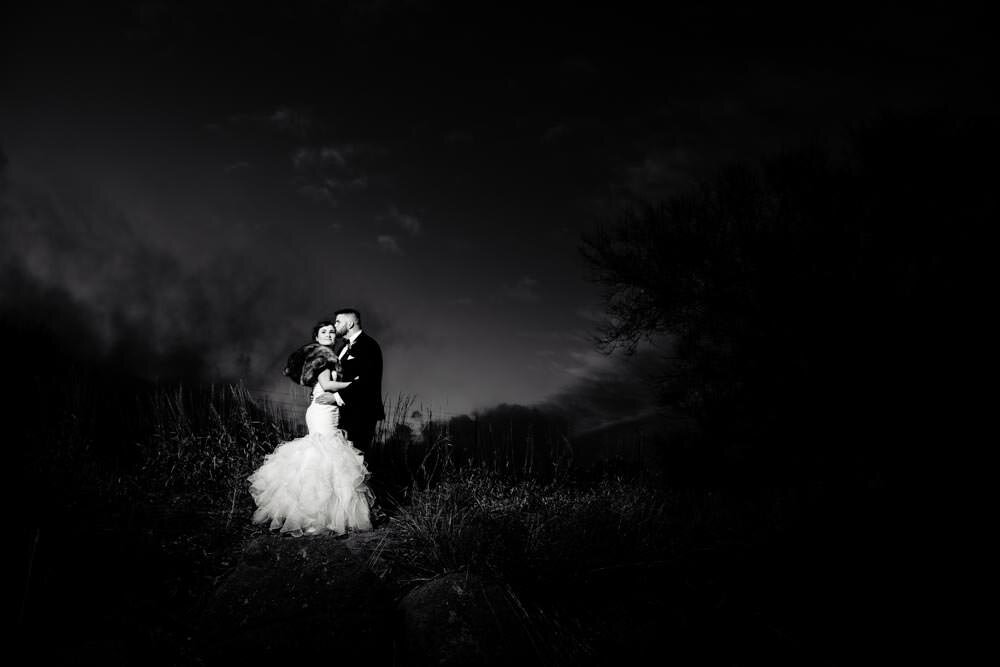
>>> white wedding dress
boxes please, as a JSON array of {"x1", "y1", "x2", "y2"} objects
[{"x1": 248, "y1": 382, "x2": 372, "y2": 536}]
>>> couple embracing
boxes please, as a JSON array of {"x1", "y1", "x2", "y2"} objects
[{"x1": 248, "y1": 309, "x2": 385, "y2": 537}]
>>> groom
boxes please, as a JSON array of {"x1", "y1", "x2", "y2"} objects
[{"x1": 315, "y1": 308, "x2": 385, "y2": 453}]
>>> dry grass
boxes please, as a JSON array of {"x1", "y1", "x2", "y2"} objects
[{"x1": 21, "y1": 377, "x2": 810, "y2": 665}]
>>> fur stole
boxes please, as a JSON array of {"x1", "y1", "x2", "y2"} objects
[{"x1": 283, "y1": 343, "x2": 340, "y2": 386}]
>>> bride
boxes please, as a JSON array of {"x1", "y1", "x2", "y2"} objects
[{"x1": 248, "y1": 320, "x2": 373, "y2": 536}]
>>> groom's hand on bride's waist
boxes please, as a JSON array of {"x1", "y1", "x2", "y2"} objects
[{"x1": 314, "y1": 391, "x2": 339, "y2": 406}]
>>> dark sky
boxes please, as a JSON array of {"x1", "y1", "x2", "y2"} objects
[{"x1": 1, "y1": 1, "x2": 993, "y2": 420}]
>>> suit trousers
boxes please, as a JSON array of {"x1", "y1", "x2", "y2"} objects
[{"x1": 341, "y1": 414, "x2": 376, "y2": 454}]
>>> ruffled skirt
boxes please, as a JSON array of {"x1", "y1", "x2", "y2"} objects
[{"x1": 248, "y1": 427, "x2": 372, "y2": 536}]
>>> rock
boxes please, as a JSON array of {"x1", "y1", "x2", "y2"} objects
[
  {"x1": 398, "y1": 572, "x2": 538, "y2": 666},
  {"x1": 197, "y1": 533, "x2": 395, "y2": 666}
]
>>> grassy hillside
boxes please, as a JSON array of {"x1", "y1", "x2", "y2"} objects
[{"x1": 12, "y1": 367, "x2": 895, "y2": 664}]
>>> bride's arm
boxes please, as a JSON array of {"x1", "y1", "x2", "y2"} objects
[{"x1": 316, "y1": 367, "x2": 352, "y2": 392}]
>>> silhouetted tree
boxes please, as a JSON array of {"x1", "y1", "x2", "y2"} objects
[{"x1": 582, "y1": 112, "x2": 994, "y2": 485}]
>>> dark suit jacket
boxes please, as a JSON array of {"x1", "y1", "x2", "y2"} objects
[{"x1": 336, "y1": 332, "x2": 385, "y2": 422}]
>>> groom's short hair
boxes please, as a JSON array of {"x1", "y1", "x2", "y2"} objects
[{"x1": 335, "y1": 308, "x2": 362, "y2": 327}]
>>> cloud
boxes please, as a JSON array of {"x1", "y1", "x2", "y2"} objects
[
  {"x1": 515, "y1": 328, "x2": 590, "y2": 345},
  {"x1": 502, "y1": 276, "x2": 540, "y2": 302},
  {"x1": 269, "y1": 106, "x2": 315, "y2": 137},
  {"x1": 336, "y1": 175, "x2": 369, "y2": 189},
  {"x1": 2, "y1": 181, "x2": 217, "y2": 380},
  {"x1": 297, "y1": 184, "x2": 339, "y2": 207},
  {"x1": 621, "y1": 148, "x2": 694, "y2": 201},
  {"x1": 557, "y1": 347, "x2": 616, "y2": 379},
  {"x1": 386, "y1": 204, "x2": 421, "y2": 235},
  {"x1": 292, "y1": 143, "x2": 370, "y2": 206},
  {"x1": 227, "y1": 106, "x2": 318, "y2": 138},
  {"x1": 377, "y1": 234, "x2": 402, "y2": 254},
  {"x1": 0, "y1": 157, "x2": 365, "y2": 390},
  {"x1": 292, "y1": 144, "x2": 363, "y2": 171},
  {"x1": 575, "y1": 305, "x2": 608, "y2": 323},
  {"x1": 539, "y1": 338, "x2": 680, "y2": 434},
  {"x1": 540, "y1": 116, "x2": 603, "y2": 144},
  {"x1": 319, "y1": 146, "x2": 348, "y2": 167}
]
